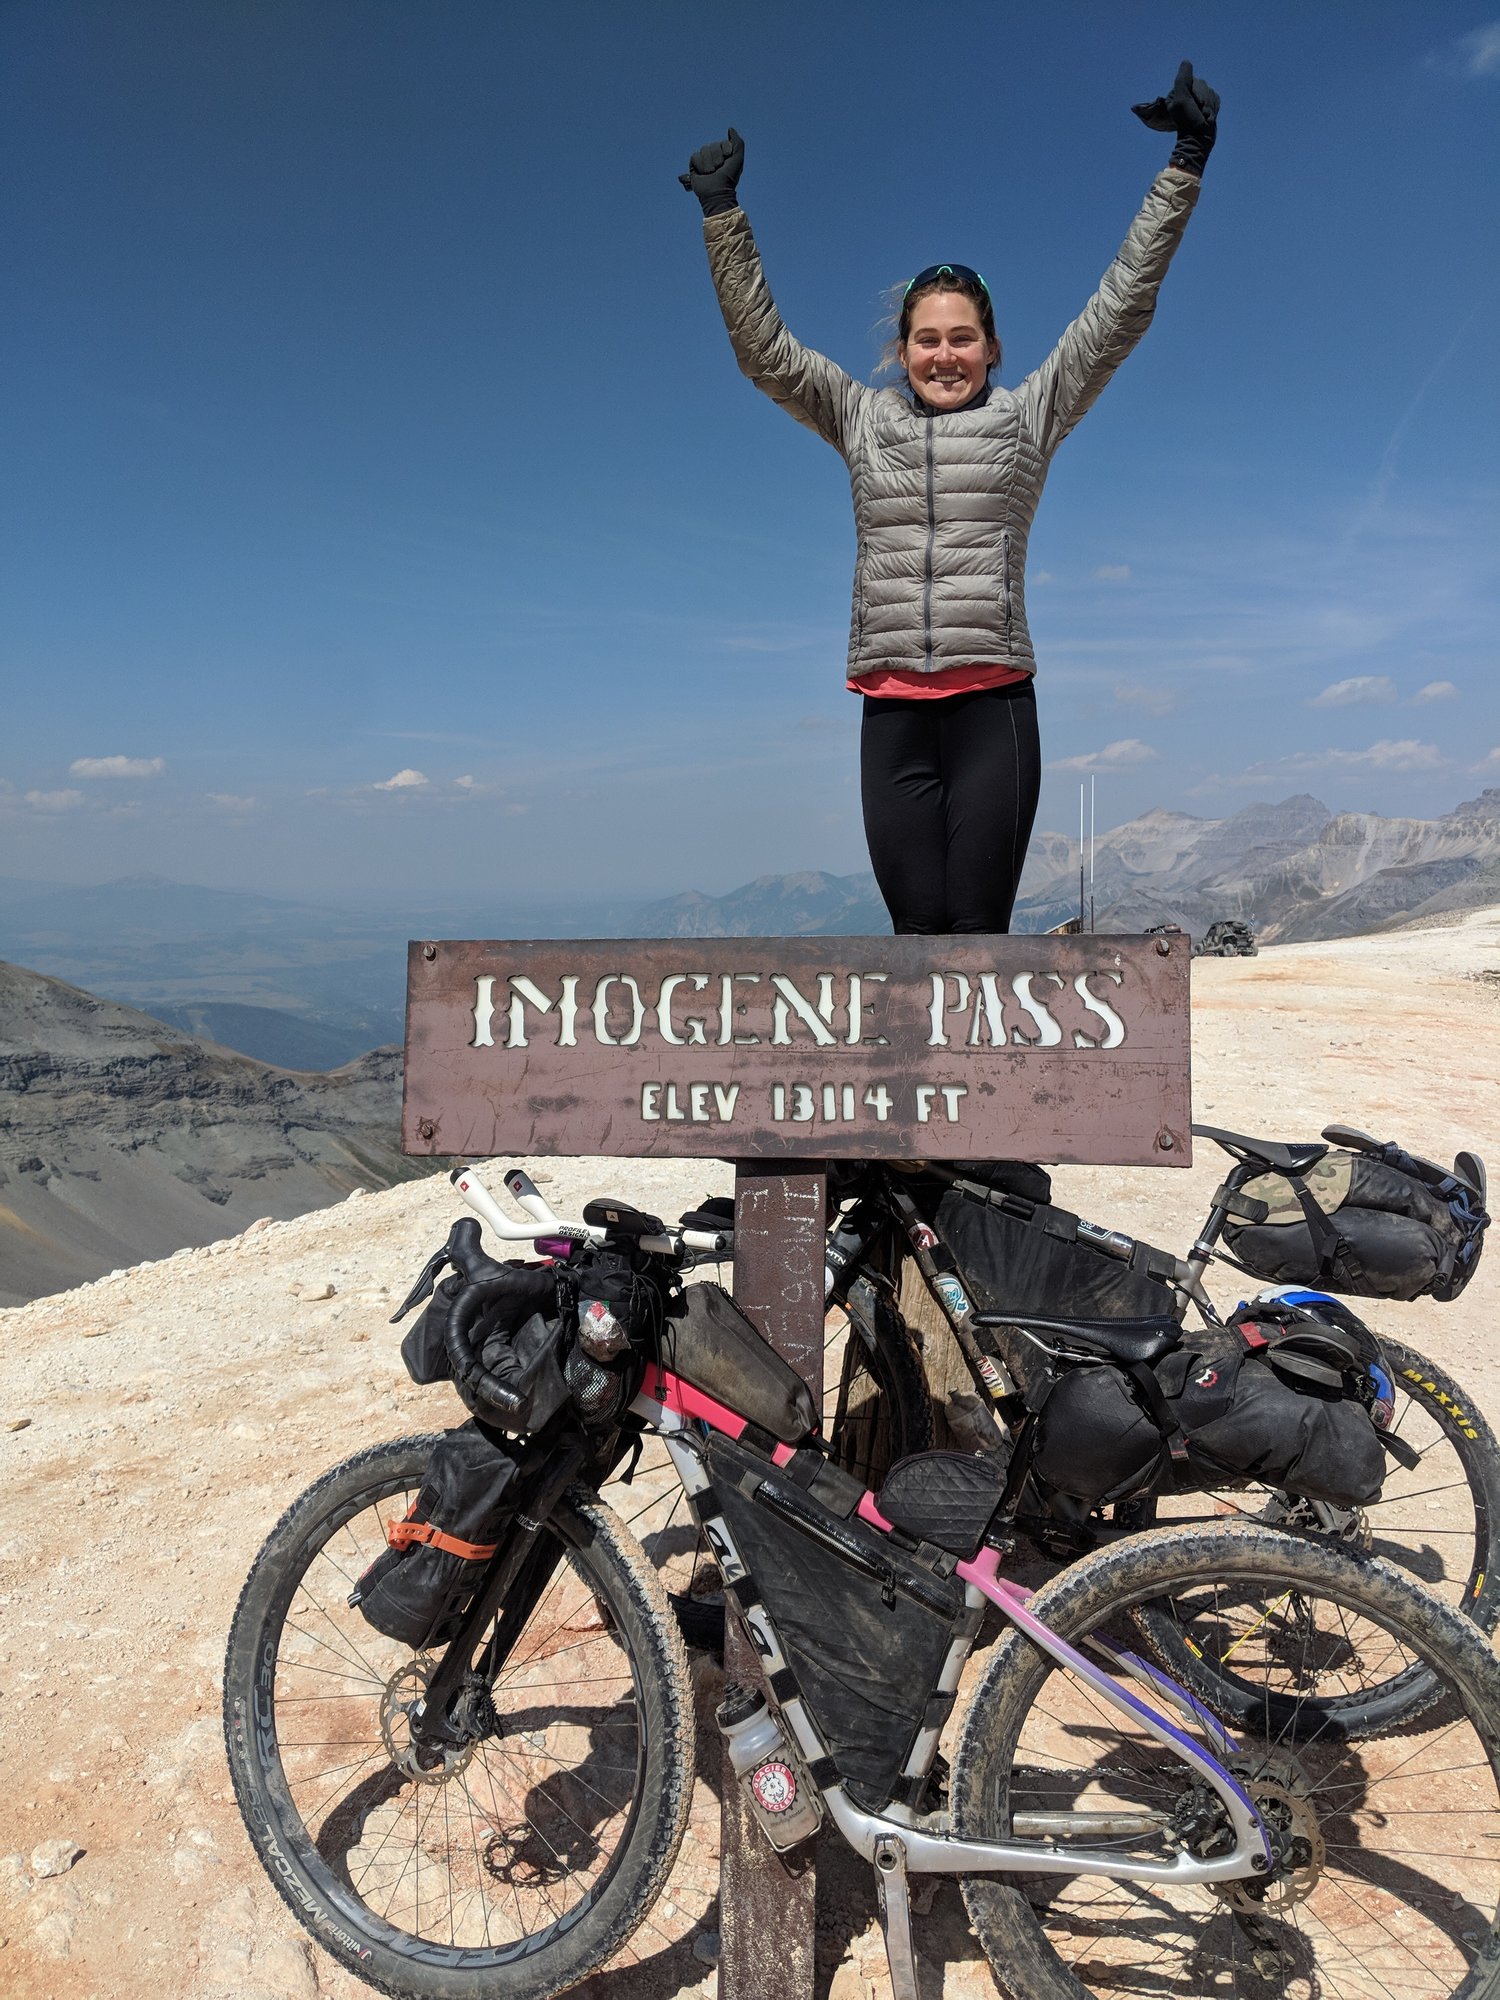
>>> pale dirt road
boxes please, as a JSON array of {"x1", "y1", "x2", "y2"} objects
[{"x1": 2, "y1": 907, "x2": 1498, "y2": 2000}]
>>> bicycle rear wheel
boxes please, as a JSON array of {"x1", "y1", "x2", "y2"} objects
[
  {"x1": 224, "y1": 1435, "x2": 694, "y2": 2000},
  {"x1": 954, "y1": 1521, "x2": 1500, "y2": 2000},
  {"x1": 1120, "y1": 1337, "x2": 1500, "y2": 1725}
]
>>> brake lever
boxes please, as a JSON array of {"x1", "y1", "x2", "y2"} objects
[{"x1": 389, "y1": 1246, "x2": 451, "y2": 1324}]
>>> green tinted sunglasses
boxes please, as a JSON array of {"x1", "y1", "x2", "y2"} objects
[{"x1": 905, "y1": 262, "x2": 990, "y2": 298}]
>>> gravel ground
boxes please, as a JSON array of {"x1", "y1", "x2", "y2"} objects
[{"x1": 3, "y1": 907, "x2": 1498, "y2": 2000}]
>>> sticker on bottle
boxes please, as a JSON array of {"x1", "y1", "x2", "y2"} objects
[
  {"x1": 908, "y1": 1223, "x2": 939, "y2": 1252},
  {"x1": 750, "y1": 1760, "x2": 798, "y2": 1813}
]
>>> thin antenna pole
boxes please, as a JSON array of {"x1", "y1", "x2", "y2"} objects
[
  {"x1": 1089, "y1": 776, "x2": 1096, "y2": 933},
  {"x1": 1078, "y1": 782, "x2": 1085, "y2": 928}
]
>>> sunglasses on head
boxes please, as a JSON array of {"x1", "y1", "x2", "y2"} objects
[{"x1": 905, "y1": 262, "x2": 990, "y2": 299}]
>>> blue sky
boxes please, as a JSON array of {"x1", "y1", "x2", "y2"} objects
[{"x1": 2, "y1": 0, "x2": 1497, "y2": 902}]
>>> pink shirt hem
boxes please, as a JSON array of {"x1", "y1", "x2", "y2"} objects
[{"x1": 851, "y1": 663, "x2": 1032, "y2": 700}]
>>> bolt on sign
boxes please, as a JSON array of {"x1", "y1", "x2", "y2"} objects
[{"x1": 403, "y1": 935, "x2": 1190, "y2": 1166}]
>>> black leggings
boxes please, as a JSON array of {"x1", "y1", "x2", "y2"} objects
[{"x1": 860, "y1": 680, "x2": 1041, "y2": 934}]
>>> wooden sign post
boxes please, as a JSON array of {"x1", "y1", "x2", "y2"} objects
[
  {"x1": 402, "y1": 931, "x2": 1192, "y2": 1998},
  {"x1": 722, "y1": 1162, "x2": 826, "y2": 2000}
]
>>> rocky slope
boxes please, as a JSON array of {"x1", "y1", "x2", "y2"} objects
[
  {"x1": 0, "y1": 962, "x2": 423, "y2": 1306},
  {"x1": 2, "y1": 906, "x2": 1498, "y2": 2000}
]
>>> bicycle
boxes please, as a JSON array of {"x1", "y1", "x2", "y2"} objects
[
  {"x1": 224, "y1": 1166, "x2": 1500, "y2": 2000},
  {"x1": 822, "y1": 1122, "x2": 1500, "y2": 1657}
]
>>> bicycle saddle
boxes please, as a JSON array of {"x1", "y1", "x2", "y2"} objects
[
  {"x1": 1192, "y1": 1123, "x2": 1329, "y2": 1176},
  {"x1": 972, "y1": 1311, "x2": 1181, "y2": 1368}
]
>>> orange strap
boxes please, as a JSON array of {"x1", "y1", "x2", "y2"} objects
[{"x1": 387, "y1": 1507, "x2": 498, "y2": 1562}]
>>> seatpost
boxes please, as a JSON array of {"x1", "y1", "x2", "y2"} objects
[{"x1": 1176, "y1": 1157, "x2": 1259, "y2": 1319}]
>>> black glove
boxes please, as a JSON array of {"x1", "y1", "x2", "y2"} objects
[
  {"x1": 1132, "y1": 61, "x2": 1219, "y2": 176},
  {"x1": 678, "y1": 127, "x2": 745, "y2": 218}
]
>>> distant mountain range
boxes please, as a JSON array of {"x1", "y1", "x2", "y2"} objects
[
  {"x1": 4, "y1": 788, "x2": 1498, "y2": 1073},
  {"x1": 637, "y1": 789, "x2": 1500, "y2": 945},
  {"x1": 0, "y1": 961, "x2": 425, "y2": 1306}
]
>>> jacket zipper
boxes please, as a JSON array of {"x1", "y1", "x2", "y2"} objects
[
  {"x1": 855, "y1": 546, "x2": 868, "y2": 653},
  {"x1": 922, "y1": 422, "x2": 936, "y2": 671},
  {"x1": 1001, "y1": 529, "x2": 1013, "y2": 652}
]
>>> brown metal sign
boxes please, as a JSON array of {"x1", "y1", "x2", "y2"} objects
[{"x1": 401, "y1": 934, "x2": 1191, "y2": 1166}]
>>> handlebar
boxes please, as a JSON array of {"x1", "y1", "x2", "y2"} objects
[{"x1": 449, "y1": 1166, "x2": 733, "y2": 1260}]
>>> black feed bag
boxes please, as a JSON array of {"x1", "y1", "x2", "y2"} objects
[
  {"x1": 702, "y1": 1432, "x2": 967, "y2": 1812},
  {"x1": 1222, "y1": 1139, "x2": 1489, "y2": 1303},
  {"x1": 350, "y1": 1423, "x2": 520, "y2": 1648}
]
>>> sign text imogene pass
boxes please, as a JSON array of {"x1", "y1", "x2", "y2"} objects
[{"x1": 402, "y1": 935, "x2": 1190, "y2": 1166}]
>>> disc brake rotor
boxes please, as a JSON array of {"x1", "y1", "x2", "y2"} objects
[
  {"x1": 1218, "y1": 1752, "x2": 1325, "y2": 1914},
  {"x1": 378, "y1": 1656, "x2": 477, "y2": 1786}
]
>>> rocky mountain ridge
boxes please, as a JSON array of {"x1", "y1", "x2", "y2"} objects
[
  {"x1": 640, "y1": 790, "x2": 1500, "y2": 944},
  {"x1": 0, "y1": 960, "x2": 421, "y2": 1306}
]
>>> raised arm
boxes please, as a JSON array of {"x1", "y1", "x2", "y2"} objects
[
  {"x1": 681, "y1": 128, "x2": 862, "y2": 452},
  {"x1": 1016, "y1": 63, "x2": 1218, "y2": 459}
]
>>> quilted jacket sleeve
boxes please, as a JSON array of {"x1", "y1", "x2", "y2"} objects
[
  {"x1": 1016, "y1": 168, "x2": 1201, "y2": 460},
  {"x1": 703, "y1": 207, "x2": 863, "y2": 452}
]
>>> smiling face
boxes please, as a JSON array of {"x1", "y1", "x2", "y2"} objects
[{"x1": 899, "y1": 290, "x2": 1000, "y2": 410}]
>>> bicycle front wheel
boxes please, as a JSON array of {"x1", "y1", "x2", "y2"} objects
[
  {"x1": 224, "y1": 1435, "x2": 694, "y2": 2000},
  {"x1": 954, "y1": 1520, "x2": 1500, "y2": 2000}
]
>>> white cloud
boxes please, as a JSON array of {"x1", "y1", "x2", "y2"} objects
[
  {"x1": 1113, "y1": 680, "x2": 1177, "y2": 717},
  {"x1": 1093, "y1": 564, "x2": 1131, "y2": 582},
  {"x1": 452, "y1": 774, "x2": 479, "y2": 791},
  {"x1": 208, "y1": 793, "x2": 256, "y2": 810},
  {"x1": 1413, "y1": 680, "x2": 1458, "y2": 704},
  {"x1": 373, "y1": 768, "x2": 428, "y2": 790},
  {"x1": 25, "y1": 788, "x2": 86, "y2": 810},
  {"x1": 1032, "y1": 569, "x2": 1056, "y2": 585},
  {"x1": 1474, "y1": 747, "x2": 1500, "y2": 770},
  {"x1": 1307, "y1": 676, "x2": 1396, "y2": 709},
  {"x1": 69, "y1": 754, "x2": 165, "y2": 779},
  {"x1": 1449, "y1": 22, "x2": 1500, "y2": 76},
  {"x1": 1288, "y1": 739, "x2": 1446, "y2": 774},
  {"x1": 1049, "y1": 738, "x2": 1159, "y2": 773}
]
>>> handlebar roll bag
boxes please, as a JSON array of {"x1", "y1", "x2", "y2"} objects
[
  {"x1": 349, "y1": 1423, "x2": 521, "y2": 1648},
  {"x1": 402, "y1": 1263, "x2": 558, "y2": 1386}
]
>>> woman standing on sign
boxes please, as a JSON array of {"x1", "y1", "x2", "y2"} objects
[{"x1": 681, "y1": 64, "x2": 1218, "y2": 936}]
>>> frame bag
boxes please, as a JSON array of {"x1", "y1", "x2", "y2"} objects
[{"x1": 702, "y1": 1432, "x2": 968, "y2": 1812}]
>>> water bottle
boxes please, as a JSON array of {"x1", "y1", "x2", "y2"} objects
[{"x1": 716, "y1": 1683, "x2": 823, "y2": 1852}]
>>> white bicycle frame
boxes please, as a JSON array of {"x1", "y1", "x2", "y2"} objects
[{"x1": 449, "y1": 1164, "x2": 1272, "y2": 2000}]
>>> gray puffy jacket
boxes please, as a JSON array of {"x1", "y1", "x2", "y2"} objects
[{"x1": 703, "y1": 168, "x2": 1200, "y2": 681}]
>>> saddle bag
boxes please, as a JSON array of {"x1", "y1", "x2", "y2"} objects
[
  {"x1": 1031, "y1": 1310, "x2": 1388, "y2": 1510},
  {"x1": 1222, "y1": 1136, "x2": 1489, "y2": 1303},
  {"x1": 350, "y1": 1423, "x2": 520, "y2": 1648},
  {"x1": 700, "y1": 1431, "x2": 969, "y2": 1812}
]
